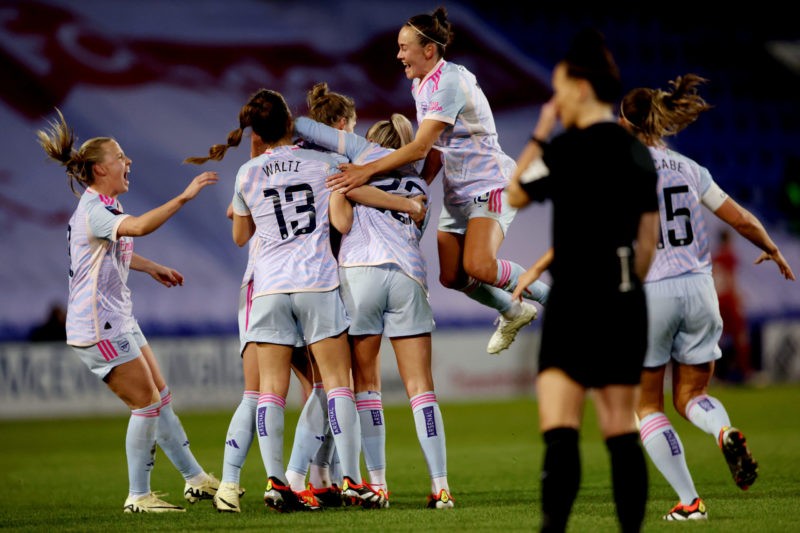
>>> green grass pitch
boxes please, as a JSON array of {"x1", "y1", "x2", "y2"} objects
[{"x1": 1, "y1": 384, "x2": 798, "y2": 532}]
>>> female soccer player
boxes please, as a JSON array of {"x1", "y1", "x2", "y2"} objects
[
  {"x1": 325, "y1": 7, "x2": 549, "y2": 354},
  {"x1": 295, "y1": 112, "x2": 453, "y2": 508},
  {"x1": 37, "y1": 109, "x2": 220, "y2": 513},
  {"x1": 188, "y1": 88, "x2": 385, "y2": 511},
  {"x1": 507, "y1": 29, "x2": 660, "y2": 532},
  {"x1": 620, "y1": 73, "x2": 795, "y2": 520}
]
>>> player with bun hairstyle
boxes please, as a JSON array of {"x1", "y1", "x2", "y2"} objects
[
  {"x1": 325, "y1": 7, "x2": 550, "y2": 355},
  {"x1": 295, "y1": 110, "x2": 453, "y2": 508},
  {"x1": 38, "y1": 109, "x2": 220, "y2": 513},
  {"x1": 307, "y1": 81, "x2": 357, "y2": 134},
  {"x1": 281, "y1": 81, "x2": 358, "y2": 507},
  {"x1": 620, "y1": 74, "x2": 794, "y2": 520}
]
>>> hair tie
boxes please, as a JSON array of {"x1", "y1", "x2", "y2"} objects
[{"x1": 407, "y1": 22, "x2": 446, "y2": 48}]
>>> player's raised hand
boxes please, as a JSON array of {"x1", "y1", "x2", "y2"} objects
[
  {"x1": 754, "y1": 250, "x2": 796, "y2": 281},
  {"x1": 181, "y1": 171, "x2": 219, "y2": 201}
]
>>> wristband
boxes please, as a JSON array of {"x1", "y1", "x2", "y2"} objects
[{"x1": 530, "y1": 135, "x2": 548, "y2": 147}]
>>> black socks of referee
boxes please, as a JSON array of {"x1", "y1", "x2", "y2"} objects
[
  {"x1": 540, "y1": 427, "x2": 580, "y2": 533},
  {"x1": 606, "y1": 432, "x2": 648, "y2": 533},
  {"x1": 540, "y1": 429, "x2": 648, "y2": 533}
]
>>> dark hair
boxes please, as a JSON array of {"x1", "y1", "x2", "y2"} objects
[
  {"x1": 307, "y1": 82, "x2": 356, "y2": 128},
  {"x1": 406, "y1": 6, "x2": 453, "y2": 56},
  {"x1": 620, "y1": 74, "x2": 712, "y2": 146},
  {"x1": 185, "y1": 89, "x2": 291, "y2": 164},
  {"x1": 563, "y1": 28, "x2": 621, "y2": 104}
]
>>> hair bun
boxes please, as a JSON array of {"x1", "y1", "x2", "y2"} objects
[{"x1": 565, "y1": 28, "x2": 610, "y2": 73}]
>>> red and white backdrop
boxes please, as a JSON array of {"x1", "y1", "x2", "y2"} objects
[
  {"x1": 0, "y1": 0, "x2": 556, "y2": 339},
  {"x1": 1, "y1": 0, "x2": 797, "y2": 338}
]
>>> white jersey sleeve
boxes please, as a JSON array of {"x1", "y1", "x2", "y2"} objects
[{"x1": 232, "y1": 168, "x2": 252, "y2": 217}]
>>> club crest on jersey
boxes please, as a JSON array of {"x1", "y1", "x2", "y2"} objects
[
  {"x1": 118, "y1": 339, "x2": 130, "y2": 352},
  {"x1": 474, "y1": 192, "x2": 490, "y2": 205}
]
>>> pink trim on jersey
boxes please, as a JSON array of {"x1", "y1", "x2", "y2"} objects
[
  {"x1": 245, "y1": 280, "x2": 254, "y2": 331},
  {"x1": 263, "y1": 145, "x2": 301, "y2": 155},
  {"x1": 410, "y1": 392, "x2": 437, "y2": 409},
  {"x1": 356, "y1": 399, "x2": 383, "y2": 411},
  {"x1": 97, "y1": 339, "x2": 119, "y2": 362},
  {"x1": 416, "y1": 59, "x2": 445, "y2": 95},
  {"x1": 258, "y1": 392, "x2": 286, "y2": 408},
  {"x1": 497, "y1": 260, "x2": 512, "y2": 288},
  {"x1": 98, "y1": 194, "x2": 115, "y2": 206},
  {"x1": 489, "y1": 188, "x2": 503, "y2": 213},
  {"x1": 327, "y1": 387, "x2": 355, "y2": 401},
  {"x1": 639, "y1": 413, "x2": 671, "y2": 441}
]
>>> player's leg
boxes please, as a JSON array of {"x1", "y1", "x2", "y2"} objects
[
  {"x1": 462, "y1": 193, "x2": 548, "y2": 305},
  {"x1": 392, "y1": 333, "x2": 453, "y2": 508},
  {"x1": 103, "y1": 340, "x2": 183, "y2": 512},
  {"x1": 637, "y1": 364, "x2": 703, "y2": 519},
  {"x1": 286, "y1": 348, "x2": 330, "y2": 493},
  {"x1": 214, "y1": 342, "x2": 259, "y2": 512},
  {"x1": 677, "y1": 275, "x2": 758, "y2": 490},
  {"x1": 352, "y1": 333, "x2": 387, "y2": 498},
  {"x1": 594, "y1": 384, "x2": 648, "y2": 533},
  {"x1": 537, "y1": 369, "x2": 585, "y2": 532},
  {"x1": 140, "y1": 342, "x2": 218, "y2": 501},
  {"x1": 678, "y1": 363, "x2": 758, "y2": 490}
]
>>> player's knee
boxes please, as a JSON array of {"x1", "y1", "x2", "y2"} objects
[
  {"x1": 462, "y1": 256, "x2": 495, "y2": 284},
  {"x1": 439, "y1": 271, "x2": 461, "y2": 289}
]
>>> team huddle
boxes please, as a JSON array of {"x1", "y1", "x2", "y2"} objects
[{"x1": 38, "y1": 6, "x2": 794, "y2": 532}]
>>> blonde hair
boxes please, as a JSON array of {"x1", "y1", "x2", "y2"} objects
[
  {"x1": 36, "y1": 108, "x2": 114, "y2": 196},
  {"x1": 620, "y1": 74, "x2": 712, "y2": 147},
  {"x1": 366, "y1": 114, "x2": 414, "y2": 149},
  {"x1": 306, "y1": 82, "x2": 356, "y2": 128}
]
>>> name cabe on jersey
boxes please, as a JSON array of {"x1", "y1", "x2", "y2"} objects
[
  {"x1": 263, "y1": 160, "x2": 301, "y2": 177},
  {"x1": 653, "y1": 158, "x2": 684, "y2": 173}
]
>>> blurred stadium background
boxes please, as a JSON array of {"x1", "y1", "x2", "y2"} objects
[{"x1": 1, "y1": 0, "x2": 799, "y2": 418}]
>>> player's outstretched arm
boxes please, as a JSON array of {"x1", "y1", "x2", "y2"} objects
[
  {"x1": 714, "y1": 197, "x2": 796, "y2": 281},
  {"x1": 118, "y1": 171, "x2": 218, "y2": 237},
  {"x1": 130, "y1": 253, "x2": 184, "y2": 287}
]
